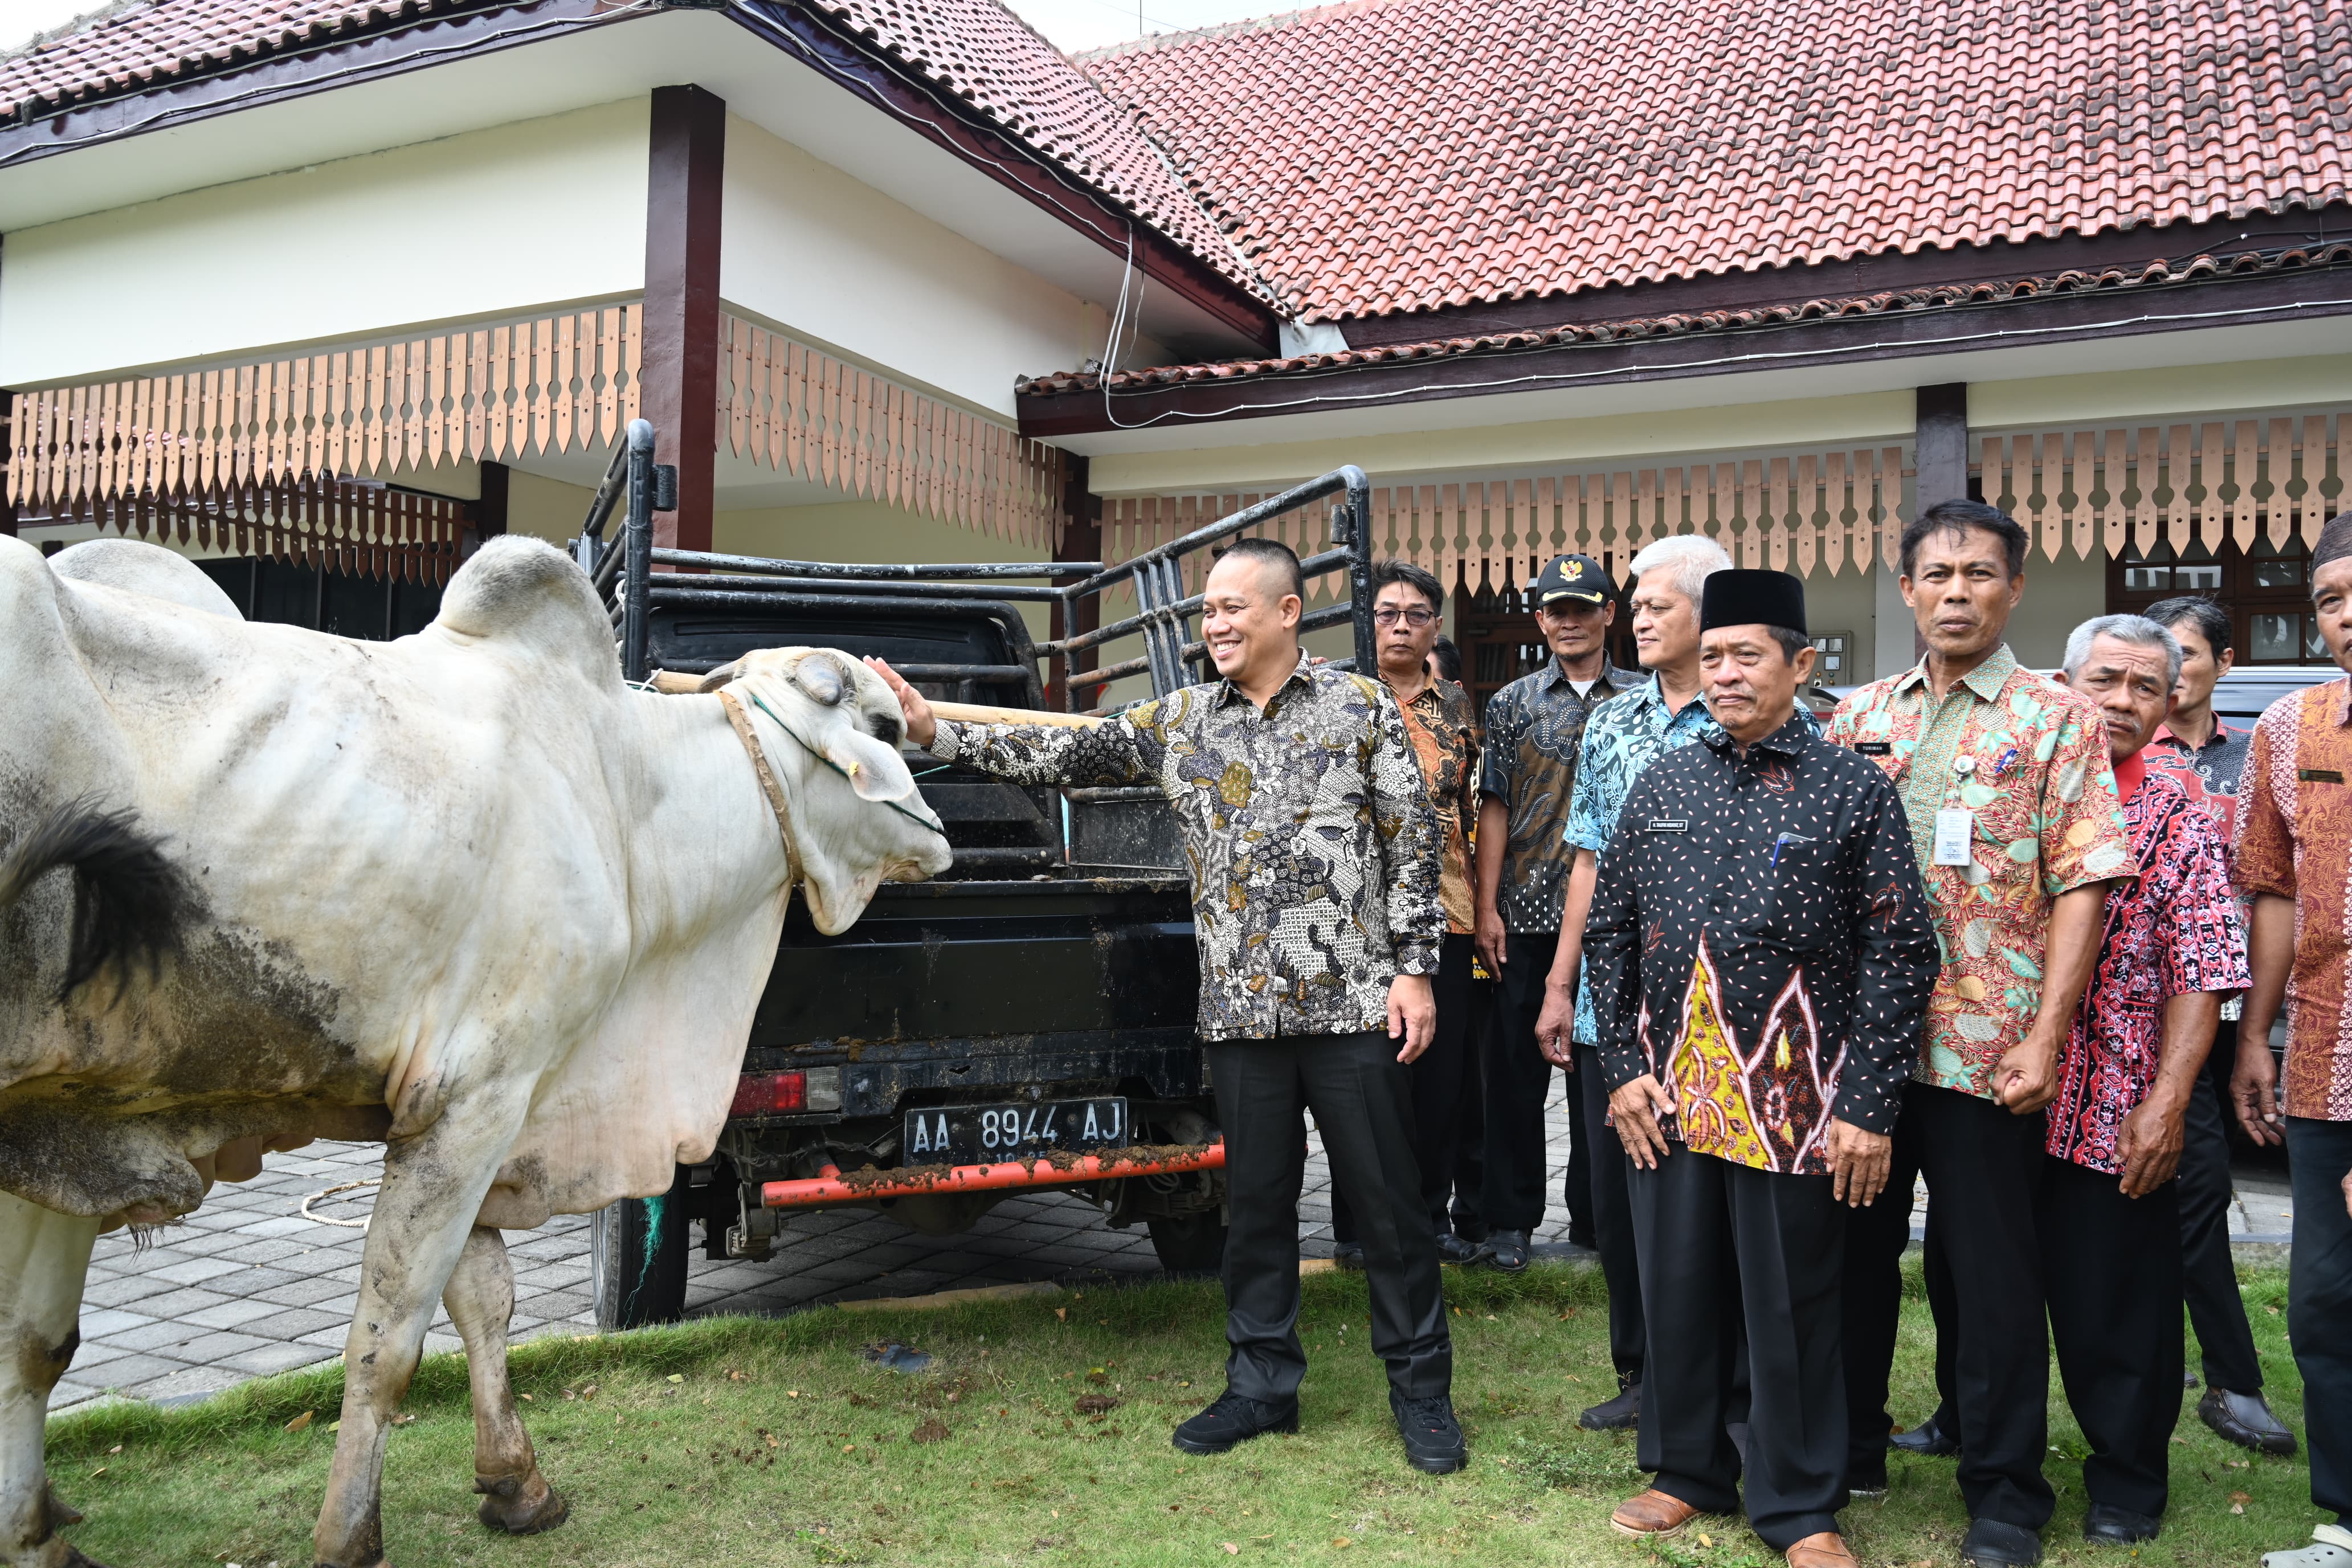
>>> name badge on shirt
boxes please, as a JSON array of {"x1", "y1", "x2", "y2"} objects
[
  {"x1": 1855, "y1": 741, "x2": 1893, "y2": 756},
  {"x1": 1647, "y1": 818, "x2": 1689, "y2": 834},
  {"x1": 2300, "y1": 768, "x2": 2345, "y2": 784},
  {"x1": 1932, "y1": 808, "x2": 1974, "y2": 866}
]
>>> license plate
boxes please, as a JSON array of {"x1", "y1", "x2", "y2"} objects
[{"x1": 903, "y1": 1097, "x2": 1130, "y2": 1165}]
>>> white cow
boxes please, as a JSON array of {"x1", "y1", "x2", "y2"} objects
[{"x1": 0, "y1": 533, "x2": 950, "y2": 1567}]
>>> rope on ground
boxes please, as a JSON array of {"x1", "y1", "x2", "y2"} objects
[{"x1": 301, "y1": 1178, "x2": 380, "y2": 1230}]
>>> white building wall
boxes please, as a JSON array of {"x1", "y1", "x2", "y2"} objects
[
  {"x1": 0, "y1": 100, "x2": 650, "y2": 387},
  {"x1": 719, "y1": 115, "x2": 1110, "y2": 419}
]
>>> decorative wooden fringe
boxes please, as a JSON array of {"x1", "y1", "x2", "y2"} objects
[{"x1": 713, "y1": 314, "x2": 1065, "y2": 550}]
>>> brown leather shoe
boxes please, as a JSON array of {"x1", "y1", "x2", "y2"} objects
[
  {"x1": 1787, "y1": 1532, "x2": 1859, "y2": 1568},
  {"x1": 1611, "y1": 1489, "x2": 1705, "y2": 1538}
]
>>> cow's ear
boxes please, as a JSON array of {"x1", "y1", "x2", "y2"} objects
[
  {"x1": 822, "y1": 725, "x2": 919, "y2": 803},
  {"x1": 695, "y1": 660, "x2": 742, "y2": 693}
]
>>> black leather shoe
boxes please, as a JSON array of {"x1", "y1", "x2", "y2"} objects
[
  {"x1": 1171, "y1": 1391, "x2": 1298, "y2": 1455},
  {"x1": 1435, "y1": 1232, "x2": 1483, "y2": 1265},
  {"x1": 1480, "y1": 1228, "x2": 1531, "y2": 1272},
  {"x1": 1891, "y1": 1411, "x2": 1961, "y2": 1457},
  {"x1": 2184, "y1": 1370, "x2": 2200, "y2": 1389},
  {"x1": 1960, "y1": 1517, "x2": 2044, "y2": 1567},
  {"x1": 1847, "y1": 1461, "x2": 1889, "y2": 1498},
  {"x1": 2082, "y1": 1504, "x2": 2162, "y2": 1545},
  {"x1": 2200, "y1": 1387, "x2": 2298, "y2": 1456},
  {"x1": 1332, "y1": 1242, "x2": 1367, "y2": 1272},
  {"x1": 1390, "y1": 1390, "x2": 1467, "y2": 1474},
  {"x1": 1578, "y1": 1380, "x2": 1640, "y2": 1431}
]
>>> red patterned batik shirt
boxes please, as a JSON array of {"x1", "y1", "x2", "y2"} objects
[
  {"x1": 2048, "y1": 759, "x2": 2248, "y2": 1173},
  {"x1": 2233, "y1": 679, "x2": 2352, "y2": 1121}
]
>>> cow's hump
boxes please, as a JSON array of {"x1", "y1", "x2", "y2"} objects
[
  {"x1": 50, "y1": 538, "x2": 242, "y2": 618},
  {"x1": 434, "y1": 536, "x2": 619, "y2": 688}
]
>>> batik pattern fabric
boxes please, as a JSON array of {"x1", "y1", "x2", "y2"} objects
[
  {"x1": 1479, "y1": 659, "x2": 1637, "y2": 932},
  {"x1": 2233, "y1": 679, "x2": 2352, "y2": 1121},
  {"x1": 1826, "y1": 647, "x2": 2137, "y2": 1101},
  {"x1": 1397, "y1": 678, "x2": 1479, "y2": 934},
  {"x1": 2048, "y1": 768, "x2": 2249, "y2": 1172},
  {"x1": 1585, "y1": 715, "x2": 1938, "y2": 1174},
  {"x1": 2145, "y1": 721, "x2": 2252, "y2": 846},
  {"x1": 928, "y1": 655, "x2": 1443, "y2": 1043},
  {"x1": 1562, "y1": 676, "x2": 1817, "y2": 1045}
]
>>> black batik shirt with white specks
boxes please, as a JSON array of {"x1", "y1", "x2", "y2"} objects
[
  {"x1": 1584, "y1": 714, "x2": 1938, "y2": 1174},
  {"x1": 928, "y1": 655, "x2": 1444, "y2": 1042},
  {"x1": 1480, "y1": 659, "x2": 1638, "y2": 932}
]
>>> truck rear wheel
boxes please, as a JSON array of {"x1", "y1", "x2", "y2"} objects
[
  {"x1": 591, "y1": 1167, "x2": 689, "y2": 1330},
  {"x1": 1146, "y1": 1211, "x2": 1227, "y2": 1277}
]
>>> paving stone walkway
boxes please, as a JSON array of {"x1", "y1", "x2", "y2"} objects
[{"x1": 53, "y1": 1081, "x2": 2296, "y2": 1412}]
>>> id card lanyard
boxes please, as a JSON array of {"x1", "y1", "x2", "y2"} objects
[{"x1": 1932, "y1": 754, "x2": 1976, "y2": 865}]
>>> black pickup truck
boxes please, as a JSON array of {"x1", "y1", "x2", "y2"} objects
[{"x1": 574, "y1": 431, "x2": 1375, "y2": 1326}]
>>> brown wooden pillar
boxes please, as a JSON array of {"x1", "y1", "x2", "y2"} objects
[
  {"x1": 642, "y1": 85, "x2": 725, "y2": 555},
  {"x1": 1048, "y1": 454, "x2": 1100, "y2": 713},
  {"x1": 1914, "y1": 383, "x2": 1971, "y2": 516}
]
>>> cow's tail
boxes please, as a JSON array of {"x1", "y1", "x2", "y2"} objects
[{"x1": 0, "y1": 797, "x2": 194, "y2": 1005}]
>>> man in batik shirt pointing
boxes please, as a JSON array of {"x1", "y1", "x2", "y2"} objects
[{"x1": 1586, "y1": 570, "x2": 1937, "y2": 1568}]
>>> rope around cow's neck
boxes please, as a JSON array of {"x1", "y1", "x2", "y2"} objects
[{"x1": 718, "y1": 685, "x2": 941, "y2": 835}]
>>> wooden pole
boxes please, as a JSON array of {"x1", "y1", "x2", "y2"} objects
[{"x1": 643, "y1": 86, "x2": 725, "y2": 558}]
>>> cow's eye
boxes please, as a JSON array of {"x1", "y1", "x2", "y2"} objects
[{"x1": 868, "y1": 710, "x2": 903, "y2": 747}]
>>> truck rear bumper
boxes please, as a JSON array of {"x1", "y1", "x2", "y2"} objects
[{"x1": 762, "y1": 1141, "x2": 1227, "y2": 1208}]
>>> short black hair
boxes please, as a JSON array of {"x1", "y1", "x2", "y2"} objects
[
  {"x1": 2144, "y1": 594, "x2": 2233, "y2": 657},
  {"x1": 1370, "y1": 558, "x2": 1444, "y2": 613},
  {"x1": 1900, "y1": 498, "x2": 2029, "y2": 579},
  {"x1": 1214, "y1": 537, "x2": 1304, "y2": 600},
  {"x1": 1429, "y1": 635, "x2": 1462, "y2": 682}
]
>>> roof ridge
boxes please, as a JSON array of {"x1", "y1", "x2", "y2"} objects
[{"x1": 1073, "y1": 0, "x2": 1413, "y2": 63}]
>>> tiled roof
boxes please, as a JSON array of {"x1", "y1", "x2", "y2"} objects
[
  {"x1": 1014, "y1": 242, "x2": 2352, "y2": 395},
  {"x1": 0, "y1": 0, "x2": 511, "y2": 122},
  {"x1": 1081, "y1": 0, "x2": 2352, "y2": 323},
  {"x1": 0, "y1": 0, "x2": 1272, "y2": 307},
  {"x1": 799, "y1": 0, "x2": 1270, "y2": 303}
]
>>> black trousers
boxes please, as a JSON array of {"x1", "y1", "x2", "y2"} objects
[
  {"x1": 1844, "y1": 1084, "x2": 2053, "y2": 1530},
  {"x1": 1483, "y1": 930, "x2": 1593, "y2": 1239},
  {"x1": 2179, "y1": 1027, "x2": 2265, "y2": 1393},
  {"x1": 1333, "y1": 935, "x2": 1481, "y2": 1247},
  {"x1": 2285, "y1": 1116, "x2": 2352, "y2": 1526},
  {"x1": 1578, "y1": 1041, "x2": 1646, "y2": 1385},
  {"x1": 1206, "y1": 1031, "x2": 1452, "y2": 1403},
  {"x1": 2041, "y1": 1158, "x2": 2184, "y2": 1518},
  {"x1": 1630, "y1": 1148, "x2": 1848, "y2": 1549}
]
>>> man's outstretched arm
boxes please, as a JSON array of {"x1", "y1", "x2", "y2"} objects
[{"x1": 868, "y1": 657, "x2": 1159, "y2": 788}]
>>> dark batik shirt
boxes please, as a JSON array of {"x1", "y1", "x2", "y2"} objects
[
  {"x1": 928, "y1": 655, "x2": 1443, "y2": 1042},
  {"x1": 1586, "y1": 714, "x2": 1938, "y2": 1174},
  {"x1": 1480, "y1": 658, "x2": 1637, "y2": 932},
  {"x1": 2049, "y1": 762, "x2": 2248, "y2": 1173},
  {"x1": 2145, "y1": 720, "x2": 2252, "y2": 847}
]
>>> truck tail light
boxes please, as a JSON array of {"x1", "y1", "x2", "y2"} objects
[{"x1": 731, "y1": 1070, "x2": 807, "y2": 1117}]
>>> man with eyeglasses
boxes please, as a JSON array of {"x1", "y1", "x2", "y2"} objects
[
  {"x1": 1331, "y1": 562, "x2": 1487, "y2": 1268},
  {"x1": 1475, "y1": 552, "x2": 1635, "y2": 1272}
]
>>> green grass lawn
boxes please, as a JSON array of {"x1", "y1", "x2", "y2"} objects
[{"x1": 44, "y1": 1262, "x2": 2316, "y2": 1567}]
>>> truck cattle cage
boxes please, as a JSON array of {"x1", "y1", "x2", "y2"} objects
[{"x1": 571, "y1": 419, "x2": 1382, "y2": 1326}]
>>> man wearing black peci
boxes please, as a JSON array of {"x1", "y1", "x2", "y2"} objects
[
  {"x1": 869, "y1": 537, "x2": 1464, "y2": 1475},
  {"x1": 1586, "y1": 570, "x2": 1937, "y2": 1568}
]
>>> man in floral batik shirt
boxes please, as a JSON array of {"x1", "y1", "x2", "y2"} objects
[
  {"x1": 2040, "y1": 616, "x2": 2248, "y2": 1546},
  {"x1": 1827, "y1": 501, "x2": 2135, "y2": 1568},
  {"x1": 873, "y1": 538, "x2": 1464, "y2": 1478}
]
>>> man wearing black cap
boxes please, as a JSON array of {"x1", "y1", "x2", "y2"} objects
[
  {"x1": 1585, "y1": 571, "x2": 1937, "y2": 1568},
  {"x1": 1474, "y1": 552, "x2": 1635, "y2": 1271}
]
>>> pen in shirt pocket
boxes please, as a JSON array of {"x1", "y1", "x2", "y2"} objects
[{"x1": 1770, "y1": 831, "x2": 1816, "y2": 867}]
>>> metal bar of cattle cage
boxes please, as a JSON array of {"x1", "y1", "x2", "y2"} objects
[
  {"x1": 649, "y1": 549, "x2": 1101, "y2": 580},
  {"x1": 573, "y1": 436, "x2": 634, "y2": 577},
  {"x1": 619, "y1": 418, "x2": 655, "y2": 684}
]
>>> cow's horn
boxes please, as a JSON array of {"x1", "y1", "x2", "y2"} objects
[
  {"x1": 795, "y1": 654, "x2": 846, "y2": 706},
  {"x1": 694, "y1": 660, "x2": 742, "y2": 693}
]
